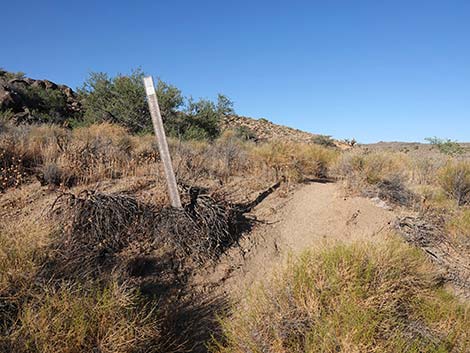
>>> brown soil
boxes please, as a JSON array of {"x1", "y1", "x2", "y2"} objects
[{"x1": 192, "y1": 181, "x2": 399, "y2": 300}]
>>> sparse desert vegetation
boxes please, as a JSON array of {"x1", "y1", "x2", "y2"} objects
[
  {"x1": 1, "y1": 69, "x2": 470, "y2": 352},
  {"x1": 212, "y1": 241, "x2": 470, "y2": 353}
]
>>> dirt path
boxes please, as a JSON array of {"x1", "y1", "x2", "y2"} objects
[{"x1": 197, "y1": 182, "x2": 399, "y2": 298}]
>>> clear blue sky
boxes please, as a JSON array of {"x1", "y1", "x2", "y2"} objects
[{"x1": 2, "y1": 0, "x2": 469, "y2": 143}]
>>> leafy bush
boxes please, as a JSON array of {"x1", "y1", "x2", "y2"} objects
[
  {"x1": 233, "y1": 125, "x2": 257, "y2": 141},
  {"x1": 212, "y1": 240, "x2": 470, "y2": 353},
  {"x1": 78, "y1": 69, "x2": 153, "y2": 133},
  {"x1": 312, "y1": 134, "x2": 336, "y2": 148},
  {"x1": 17, "y1": 85, "x2": 71, "y2": 123},
  {"x1": 165, "y1": 95, "x2": 234, "y2": 140},
  {"x1": 79, "y1": 69, "x2": 233, "y2": 139},
  {"x1": 425, "y1": 137, "x2": 463, "y2": 156},
  {"x1": 438, "y1": 161, "x2": 470, "y2": 205}
]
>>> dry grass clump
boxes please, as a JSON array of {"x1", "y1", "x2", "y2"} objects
[
  {"x1": 251, "y1": 141, "x2": 338, "y2": 182},
  {"x1": 0, "y1": 220, "x2": 52, "y2": 337},
  {"x1": 438, "y1": 161, "x2": 470, "y2": 206},
  {"x1": 445, "y1": 208, "x2": 470, "y2": 240},
  {"x1": 3, "y1": 280, "x2": 165, "y2": 353},
  {"x1": 2, "y1": 122, "x2": 339, "y2": 192},
  {"x1": 336, "y1": 151, "x2": 415, "y2": 206},
  {"x1": 0, "y1": 126, "x2": 41, "y2": 191},
  {"x1": 212, "y1": 240, "x2": 470, "y2": 353}
]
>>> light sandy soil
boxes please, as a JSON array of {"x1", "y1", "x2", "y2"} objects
[{"x1": 195, "y1": 181, "x2": 401, "y2": 299}]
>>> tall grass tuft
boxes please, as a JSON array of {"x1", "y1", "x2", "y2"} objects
[{"x1": 212, "y1": 240, "x2": 470, "y2": 353}]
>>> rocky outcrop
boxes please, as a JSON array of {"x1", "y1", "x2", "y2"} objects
[
  {"x1": 221, "y1": 115, "x2": 318, "y2": 143},
  {"x1": 0, "y1": 74, "x2": 81, "y2": 124}
]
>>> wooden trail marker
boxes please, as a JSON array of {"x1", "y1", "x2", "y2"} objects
[{"x1": 143, "y1": 76, "x2": 182, "y2": 208}]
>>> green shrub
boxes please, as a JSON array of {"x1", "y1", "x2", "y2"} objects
[
  {"x1": 166, "y1": 95, "x2": 234, "y2": 140},
  {"x1": 425, "y1": 137, "x2": 463, "y2": 156},
  {"x1": 213, "y1": 240, "x2": 470, "y2": 353},
  {"x1": 312, "y1": 134, "x2": 336, "y2": 147},
  {"x1": 234, "y1": 125, "x2": 257, "y2": 141},
  {"x1": 79, "y1": 69, "x2": 233, "y2": 139},
  {"x1": 78, "y1": 69, "x2": 153, "y2": 133},
  {"x1": 16, "y1": 85, "x2": 70, "y2": 123}
]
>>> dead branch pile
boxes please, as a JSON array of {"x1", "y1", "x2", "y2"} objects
[
  {"x1": 396, "y1": 214, "x2": 470, "y2": 296},
  {"x1": 160, "y1": 187, "x2": 246, "y2": 263},
  {"x1": 48, "y1": 187, "x2": 251, "y2": 278},
  {"x1": 49, "y1": 190, "x2": 157, "y2": 277},
  {"x1": 377, "y1": 176, "x2": 416, "y2": 207}
]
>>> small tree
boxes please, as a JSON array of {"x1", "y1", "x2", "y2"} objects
[{"x1": 425, "y1": 137, "x2": 463, "y2": 156}]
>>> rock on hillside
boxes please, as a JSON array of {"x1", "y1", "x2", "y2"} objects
[
  {"x1": 221, "y1": 115, "x2": 319, "y2": 143},
  {"x1": 0, "y1": 71, "x2": 81, "y2": 124},
  {"x1": 222, "y1": 115, "x2": 349, "y2": 149}
]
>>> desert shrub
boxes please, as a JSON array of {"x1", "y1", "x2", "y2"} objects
[
  {"x1": 336, "y1": 151, "x2": 410, "y2": 185},
  {"x1": 336, "y1": 151, "x2": 416, "y2": 205},
  {"x1": 376, "y1": 175, "x2": 416, "y2": 206},
  {"x1": 410, "y1": 156, "x2": 446, "y2": 185},
  {"x1": 343, "y1": 138, "x2": 357, "y2": 147},
  {"x1": 15, "y1": 84, "x2": 70, "y2": 124},
  {"x1": 0, "y1": 109, "x2": 15, "y2": 123},
  {"x1": 0, "y1": 127, "x2": 41, "y2": 191},
  {"x1": 233, "y1": 125, "x2": 257, "y2": 141},
  {"x1": 78, "y1": 69, "x2": 153, "y2": 133},
  {"x1": 5, "y1": 280, "x2": 163, "y2": 353},
  {"x1": 213, "y1": 240, "x2": 470, "y2": 353},
  {"x1": 312, "y1": 134, "x2": 336, "y2": 147},
  {"x1": 0, "y1": 219, "x2": 53, "y2": 342},
  {"x1": 166, "y1": 95, "x2": 233, "y2": 141},
  {"x1": 49, "y1": 123, "x2": 135, "y2": 185},
  {"x1": 438, "y1": 161, "x2": 470, "y2": 206},
  {"x1": 79, "y1": 69, "x2": 233, "y2": 139},
  {"x1": 425, "y1": 137, "x2": 463, "y2": 156},
  {"x1": 446, "y1": 208, "x2": 470, "y2": 239},
  {"x1": 252, "y1": 142, "x2": 338, "y2": 182},
  {"x1": 170, "y1": 139, "x2": 210, "y2": 183},
  {"x1": 209, "y1": 131, "x2": 251, "y2": 181}
]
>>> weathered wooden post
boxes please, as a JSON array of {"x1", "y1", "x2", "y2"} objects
[{"x1": 143, "y1": 76, "x2": 182, "y2": 208}]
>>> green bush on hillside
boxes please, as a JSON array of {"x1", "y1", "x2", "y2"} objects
[
  {"x1": 17, "y1": 85, "x2": 70, "y2": 123},
  {"x1": 78, "y1": 69, "x2": 234, "y2": 139},
  {"x1": 425, "y1": 137, "x2": 463, "y2": 156}
]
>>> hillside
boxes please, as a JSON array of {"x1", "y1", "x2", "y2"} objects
[{"x1": 0, "y1": 70, "x2": 350, "y2": 148}]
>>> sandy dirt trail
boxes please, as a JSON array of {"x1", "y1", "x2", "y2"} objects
[{"x1": 200, "y1": 181, "x2": 400, "y2": 298}]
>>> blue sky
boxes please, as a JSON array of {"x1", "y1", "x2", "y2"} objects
[{"x1": 2, "y1": 0, "x2": 469, "y2": 142}]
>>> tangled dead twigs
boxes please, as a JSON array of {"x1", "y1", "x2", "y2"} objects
[
  {"x1": 396, "y1": 214, "x2": 470, "y2": 296},
  {"x1": 46, "y1": 184, "x2": 265, "y2": 279},
  {"x1": 376, "y1": 176, "x2": 417, "y2": 207},
  {"x1": 48, "y1": 190, "x2": 157, "y2": 278}
]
